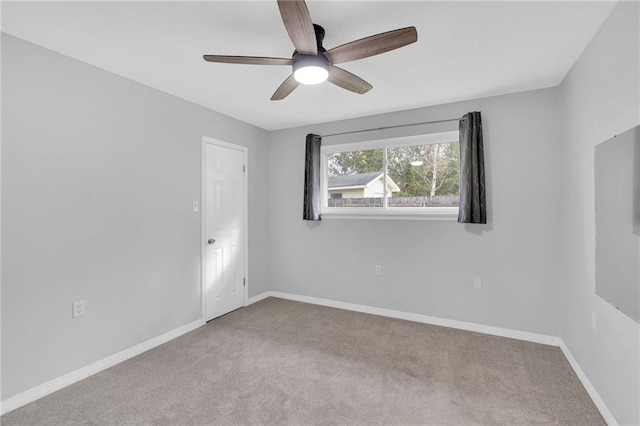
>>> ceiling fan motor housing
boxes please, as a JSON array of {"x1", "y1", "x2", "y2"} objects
[
  {"x1": 292, "y1": 52, "x2": 329, "y2": 84},
  {"x1": 290, "y1": 23, "x2": 329, "y2": 85},
  {"x1": 292, "y1": 53, "x2": 329, "y2": 72},
  {"x1": 292, "y1": 23, "x2": 328, "y2": 63}
]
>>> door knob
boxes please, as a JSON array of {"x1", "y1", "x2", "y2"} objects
[{"x1": 207, "y1": 238, "x2": 216, "y2": 245}]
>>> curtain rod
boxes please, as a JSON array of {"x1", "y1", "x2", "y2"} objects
[{"x1": 320, "y1": 117, "x2": 463, "y2": 138}]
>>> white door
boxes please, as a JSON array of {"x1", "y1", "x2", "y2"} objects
[{"x1": 204, "y1": 140, "x2": 246, "y2": 321}]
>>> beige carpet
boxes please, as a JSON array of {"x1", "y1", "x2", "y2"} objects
[{"x1": 2, "y1": 297, "x2": 603, "y2": 425}]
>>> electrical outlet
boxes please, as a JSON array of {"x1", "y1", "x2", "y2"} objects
[
  {"x1": 375, "y1": 265, "x2": 382, "y2": 276},
  {"x1": 591, "y1": 310, "x2": 597, "y2": 331},
  {"x1": 473, "y1": 276, "x2": 482, "y2": 289},
  {"x1": 72, "y1": 300, "x2": 85, "y2": 318}
]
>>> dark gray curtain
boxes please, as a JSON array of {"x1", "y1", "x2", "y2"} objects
[
  {"x1": 458, "y1": 112, "x2": 486, "y2": 224},
  {"x1": 303, "y1": 134, "x2": 322, "y2": 221}
]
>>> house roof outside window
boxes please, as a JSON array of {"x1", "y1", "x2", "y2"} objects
[{"x1": 328, "y1": 172, "x2": 400, "y2": 192}]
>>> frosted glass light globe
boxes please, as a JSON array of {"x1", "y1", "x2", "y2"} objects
[
  {"x1": 294, "y1": 66, "x2": 329, "y2": 85},
  {"x1": 292, "y1": 53, "x2": 329, "y2": 85}
]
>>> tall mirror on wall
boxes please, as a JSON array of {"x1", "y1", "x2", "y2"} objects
[{"x1": 595, "y1": 124, "x2": 640, "y2": 323}]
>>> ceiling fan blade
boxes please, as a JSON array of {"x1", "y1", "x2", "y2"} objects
[
  {"x1": 203, "y1": 55, "x2": 293, "y2": 66},
  {"x1": 271, "y1": 74, "x2": 300, "y2": 100},
  {"x1": 328, "y1": 66, "x2": 372, "y2": 95},
  {"x1": 325, "y1": 27, "x2": 417, "y2": 65},
  {"x1": 277, "y1": 0, "x2": 317, "y2": 55}
]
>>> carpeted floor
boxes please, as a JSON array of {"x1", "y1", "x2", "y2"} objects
[{"x1": 2, "y1": 297, "x2": 604, "y2": 425}]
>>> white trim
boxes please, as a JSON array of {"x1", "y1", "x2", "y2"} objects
[
  {"x1": 1, "y1": 292, "x2": 617, "y2": 425},
  {"x1": 200, "y1": 136, "x2": 249, "y2": 322},
  {"x1": 322, "y1": 131, "x2": 459, "y2": 153},
  {"x1": 259, "y1": 291, "x2": 558, "y2": 345},
  {"x1": 0, "y1": 319, "x2": 204, "y2": 415},
  {"x1": 383, "y1": 148, "x2": 389, "y2": 204},
  {"x1": 243, "y1": 148, "x2": 249, "y2": 307},
  {"x1": 249, "y1": 291, "x2": 617, "y2": 424},
  {"x1": 320, "y1": 130, "x2": 460, "y2": 220},
  {"x1": 558, "y1": 340, "x2": 618, "y2": 426},
  {"x1": 246, "y1": 292, "x2": 272, "y2": 306},
  {"x1": 200, "y1": 141, "x2": 207, "y2": 322},
  {"x1": 321, "y1": 207, "x2": 459, "y2": 221}
]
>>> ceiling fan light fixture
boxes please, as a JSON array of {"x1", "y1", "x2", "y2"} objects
[
  {"x1": 294, "y1": 66, "x2": 328, "y2": 85},
  {"x1": 293, "y1": 54, "x2": 329, "y2": 85},
  {"x1": 203, "y1": 0, "x2": 418, "y2": 100}
]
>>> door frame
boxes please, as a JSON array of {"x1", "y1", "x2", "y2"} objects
[{"x1": 200, "y1": 136, "x2": 249, "y2": 322}]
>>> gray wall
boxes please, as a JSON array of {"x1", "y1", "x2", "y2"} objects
[
  {"x1": 267, "y1": 87, "x2": 562, "y2": 336},
  {"x1": 1, "y1": 34, "x2": 270, "y2": 400},
  {"x1": 557, "y1": 2, "x2": 640, "y2": 424},
  {"x1": 3, "y1": 3, "x2": 639, "y2": 423}
]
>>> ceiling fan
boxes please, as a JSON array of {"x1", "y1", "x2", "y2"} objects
[{"x1": 203, "y1": 0, "x2": 417, "y2": 100}]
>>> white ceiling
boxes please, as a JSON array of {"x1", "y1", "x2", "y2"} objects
[{"x1": 2, "y1": 1, "x2": 616, "y2": 130}]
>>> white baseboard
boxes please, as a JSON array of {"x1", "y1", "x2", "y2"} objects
[
  {"x1": 252, "y1": 291, "x2": 616, "y2": 425},
  {"x1": 558, "y1": 340, "x2": 617, "y2": 426},
  {"x1": 2, "y1": 293, "x2": 618, "y2": 426},
  {"x1": 264, "y1": 291, "x2": 559, "y2": 346},
  {"x1": 0, "y1": 319, "x2": 205, "y2": 416},
  {"x1": 246, "y1": 291, "x2": 272, "y2": 306}
]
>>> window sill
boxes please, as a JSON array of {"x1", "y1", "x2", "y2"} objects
[{"x1": 320, "y1": 207, "x2": 459, "y2": 221}]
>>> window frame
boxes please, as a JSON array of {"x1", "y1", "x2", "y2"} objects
[{"x1": 320, "y1": 131, "x2": 460, "y2": 220}]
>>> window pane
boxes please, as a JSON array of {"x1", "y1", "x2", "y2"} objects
[
  {"x1": 386, "y1": 142, "x2": 460, "y2": 207},
  {"x1": 327, "y1": 149, "x2": 384, "y2": 208}
]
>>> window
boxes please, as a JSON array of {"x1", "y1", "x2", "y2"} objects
[{"x1": 321, "y1": 131, "x2": 460, "y2": 219}]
